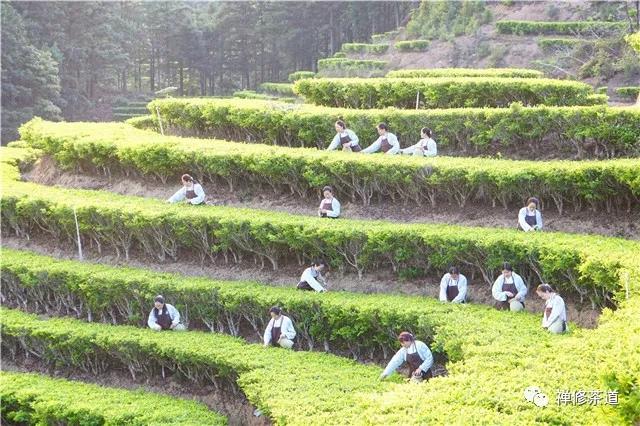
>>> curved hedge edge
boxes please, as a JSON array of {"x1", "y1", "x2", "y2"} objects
[
  {"x1": 0, "y1": 371, "x2": 227, "y2": 425},
  {"x1": 143, "y1": 98, "x2": 640, "y2": 160}
]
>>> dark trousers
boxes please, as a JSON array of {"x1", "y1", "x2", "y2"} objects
[{"x1": 297, "y1": 281, "x2": 314, "y2": 291}]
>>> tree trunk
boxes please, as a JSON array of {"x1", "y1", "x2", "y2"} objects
[
  {"x1": 260, "y1": 41, "x2": 265, "y2": 83},
  {"x1": 150, "y1": 48, "x2": 155, "y2": 92},
  {"x1": 200, "y1": 69, "x2": 206, "y2": 96},
  {"x1": 329, "y1": 7, "x2": 335, "y2": 55},
  {"x1": 179, "y1": 61, "x2": 184, "y2": 96}
]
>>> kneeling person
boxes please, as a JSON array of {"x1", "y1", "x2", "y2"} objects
[
  {"x1": 492, "y1": 262, "x2": 527, "y2": 311},
  {"x1": 380, "y1": 332, "x2": 433, "y2": 382},
  {"x1": 148, "y1": 295, "x2": 186, "y2": 331},
  {"x1": 263, "y1": 306, "x2": 296, "y2": 349}
]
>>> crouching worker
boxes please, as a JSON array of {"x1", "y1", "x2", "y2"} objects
[
  {"x1": 167, "y1": 174, "x2": 205, "y2": 205},
  {"x1": 492, "y1": 262, "x2": 527, "y2": 311},
  {"x1": 263, "y1": 306, "x2": 296, "y2": 349},
  {"x1": 380, "y1": 332, "x2": 433, "y2": 382},
  {"x1": 438, "y1": 266, "x2": 467, "y2": 303},
  {"x1": 318, "y1": 186, "x2": 341, "y2": 218},
  {"x1": 536, "y1": 284, "x2": 568, "y2": 334},
  {"x1": 148, "y1": 295, "x2": 186, "y2": 331},
  {"x1": 297, "y1": 259, "x2": 328, "y2": 292}
]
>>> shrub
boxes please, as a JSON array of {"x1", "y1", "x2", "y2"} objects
[
  {"x1": 537, "y1": 38, "x2": 589, "y2": 52},
  {"x1": 615, "y1": 86, "x2": 640, "y2": 99},
  {"x1": 371, "y1": 29, "x2": 401, "y2": 44},
  {"x1": 407, "y1": 1, "x2": 489, "y2": 40},
  {"x1": 395, "y1": 40, "x2": 430, "y2": 51},
  {"x1": 112, "y1": 106, "x2": 149, "y2": 115},
  {"x1": 293, "y1": 77, "x2": 602, "y2": 109},
  {"x1": 233, "y1": 90, "x2": 296, "y2": 103},
  {"x1": 341, "y1": 43, "x2": 389, "y2": 54},
  {"x1": 386, "y1": 68, "x2": 543, "y2": 78},
  {"x1": 317, "y1": 58, "x2": 387, "y2": 72},
  {"x1": 497, "y1": 20, "x2": 626, "y2": 36},
  {"x1": 626, "y1": 32, "x2": 640, "y2": 53},
  {"x1": 257, "y1": 82, "x2": 295, "y2": 96},
  {"x1": 0, "y1": 308, "x2": 395, "y2": 425},
  {"x1": 0, "y1": 372, "x2": 226, "y2": 425},
  {"x1": 140, "y1": 98, "x2": 640, "y2": 160},
  {"x1": 288, "y1": 71, "x2": 316, "y2": 82}
]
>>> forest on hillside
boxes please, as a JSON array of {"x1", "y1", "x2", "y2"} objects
[{"x1": 1, "y1": 1, "x2": 416, "y2": 140}]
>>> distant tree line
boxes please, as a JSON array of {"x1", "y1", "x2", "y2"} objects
[{"x1": 1, "y1": 1, "x2": 416, "y2": 141}]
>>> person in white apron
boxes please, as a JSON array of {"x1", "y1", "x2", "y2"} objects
[
  {"x1": 400, "y1": 127, "x2": 437, "y2": 157},
  {"x1": 147, "y1": 295, "x2": 186, "y2": 331},
  {"x1": 492, "y1": 262, "x2": 527, "y2": 311},
  {"x1": 380, "y1": 332, "x2": 433, "y2": 382},
  {"x1": 536, "y1": 284, "x2": 568, "y2": 334},
  {"x1": 326, "y1": 120, "x2": 362, "y2": 152},
  {"x1": 297, "y1": 259, "x2": 328, "y2": 292},
  {"x1": 362, "y1": 123, "x2": 400, "y2": 155},
  {"x1": 263, "y1": 306, "x2": 296, "y2": 348},
  {"x1": 167, "y1": 174, "x2": 205, "y2": 205},
  {"x1": 518, "y1": 197, "x2": 543, "y2": 232},
  {"x1": 318, "y1": 186, "x2": 341, "y2": 218},
  {"x1": 439, "y1": 266, "x2": 467, "y2": 303}
]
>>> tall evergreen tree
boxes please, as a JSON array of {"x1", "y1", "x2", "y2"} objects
[{"x1": 1, "y1": 2, "x2": 62, "y2": 142}]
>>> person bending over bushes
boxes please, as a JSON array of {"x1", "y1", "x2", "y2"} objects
[
  {"x1": 147, "y1": 295, "x2": 186, "y2": 331},
  {"x1": 327, "y1": 119, "x2": 362, "y2": 152},
  {"x1": 318, "y1": 186, "x2": 341, "y2": 218},
  {"x1": 536, "y1": 284, "x2": 568, "y2": 334},
  {"x1": 297, "y1": 259, "x2": 328, "y2": 292},
  {"x1": 167, "y1": 174, "x2": 205, "y2": 205},
  {"x1": 263, "y1": 306, "x2": 296, "y2": 349},
  {"x1": 362, "y1": 123, "x2": 400, "y2": 155},
  {"x1": 380, "y1": 332, "x2": 434, "y2": 382},
  {"x1": 492, "y1": 262, "x2": 527, "y2": 311},
  {"x1": 400, "y1": 127, "x2": 437, "y2": 157}
]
